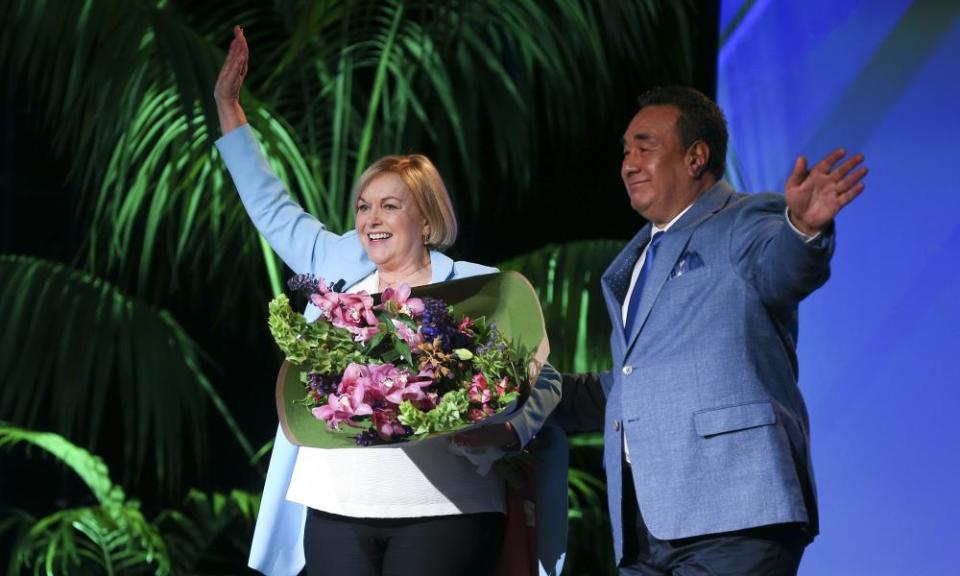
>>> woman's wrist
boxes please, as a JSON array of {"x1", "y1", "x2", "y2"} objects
[
  {"x1": 502, "y1": 421, "x2": 521, "y2": 452},
  {"x1": 216, "y1": 99, "x2": 248, "y2": 135}
]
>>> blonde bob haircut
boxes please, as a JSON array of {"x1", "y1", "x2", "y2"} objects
[{"x1": 353, "y1": 154, "x2": 458, "y2": 251}]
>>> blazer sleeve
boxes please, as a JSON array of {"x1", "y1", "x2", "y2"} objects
[
  {"x1": 551, "y1": 371, "x2": 608, "y2": 433},
  {"x1": 507, "y1": 362, "x2": 563, "y2": 447},
  {"x1": 730, "y1": 193, "x2": 835, "y2": 308},
  {"x1": 215, "y1": 124, "x2": 360, "y2": 275}
]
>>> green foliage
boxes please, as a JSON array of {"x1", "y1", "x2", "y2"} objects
[
  {"x1": 454, "y1": 315, "x2": 532, "y2": 398},
  {"x1": 0, "y1": 0, "x2": 692, "y2": 309},
  {"x1": 0, "y1": 423, "x2": 171, "y2": 575},
  {"x1": 1, "y1": 424, "x2": 260, "y2": 575},
  {"x1": 498, "y1": 240, "x2": 626, "y2": 373},
  {"x1": 398, "y1": 389, "x2": 469, "y2": 435},
  {"x1": 0, "y1": 255, "x2": 255, "y2": 496},
  {"x1": 153, "y1": 489, "x2": 260, "y2": 574},
  {"x1": 267, "y1": 294, "x2": 366, "y2": 372}
]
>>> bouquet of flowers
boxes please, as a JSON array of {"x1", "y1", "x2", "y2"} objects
[{"x1": 268, "y1": 272, "x2": 549, "y2": 448}]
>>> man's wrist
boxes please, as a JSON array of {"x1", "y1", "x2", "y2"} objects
[{"x1": 785, "y1": 208, "x2": 822, "y2": 242}]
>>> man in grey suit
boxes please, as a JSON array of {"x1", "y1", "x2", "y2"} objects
[{"x1": 556, "y1": 86, "x2": 866, "y2": 574}]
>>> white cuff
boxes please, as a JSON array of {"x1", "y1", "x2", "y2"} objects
[{"x1": 785, "y1": 208, "x2": 821, "y2": 243}]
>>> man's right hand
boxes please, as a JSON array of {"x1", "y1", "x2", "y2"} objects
[
  {"x1": 784, "y1": 149, "x2": 867, "y2": 236},
  {"x1": 214, "y1": 25, "x2": 249, "y2": 134}
]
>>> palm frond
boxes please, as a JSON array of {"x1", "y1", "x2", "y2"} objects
[
  {"x1": 153, "y1": 489, "x2": 259, "y2": 573},
  {"x1": 0, "y1": 256, "x2": 254, "y2": 495},
  {"x1": 2, "y1": 0, "x2": 692, "y2": 310},
  {"x1": 498, "y1": 240, "x2": 624, "y2": 373},
  {"x1": 0, "y1": 424, "x2": 171, "y2": 575},
  {"x1": 0, "y1": 423, "x2": 121, "y2": 505},
  {"x1": 0, "y1": 0, "x2": 321, "y2": 303}
]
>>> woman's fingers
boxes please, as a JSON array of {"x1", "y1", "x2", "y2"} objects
[{"x1": 215, "y1": 25, "x2": 248, "y2": 101}]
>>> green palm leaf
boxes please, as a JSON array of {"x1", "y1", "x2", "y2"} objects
[
  {"x1": 0, "y1": 255, "x2": 254, "y2": 495},
  {"x1": 153, "y1": 489, "x2": 259, "y2": 573},
  {"x1": 498, "y1": 239, "x2": 624, "y2": 373},
  {"x1": 1, "y1": 425, "x2": 260, "y2": 574},
  {"x1": 1, "y1": 0, "x2": 690, "y2": 308},
  {"x1": 0, "y1": 423, "x2": 171, "y2": 575},
  {"x1": 0, "y1": 0, "x2": 318, "y2": 302}
]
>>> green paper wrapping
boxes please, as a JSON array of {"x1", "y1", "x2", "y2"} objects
[{"x1": 276, "y1": 271, "x2": 550, "y2": 448}]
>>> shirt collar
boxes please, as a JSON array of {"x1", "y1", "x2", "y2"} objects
[{"x1": 651, "y1": 202, "x2": 695, "y2": 237}]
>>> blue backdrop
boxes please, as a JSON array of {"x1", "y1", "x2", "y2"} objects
[{"x1": 718, "y1": 0, "x2": 960, "y2": 573}]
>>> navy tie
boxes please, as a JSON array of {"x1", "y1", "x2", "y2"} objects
[{"x1": 624, "y1": 232, "x2": 663, "y2": 335}]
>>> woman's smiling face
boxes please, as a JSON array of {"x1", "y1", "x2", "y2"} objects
[{"x1": 355, "y1": 173, "x2": 430, "y2": 271}]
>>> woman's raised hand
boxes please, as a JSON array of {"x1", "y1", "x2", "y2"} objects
[{"x1": 214, "y1": 25, "x2": 249, "y2": 134}]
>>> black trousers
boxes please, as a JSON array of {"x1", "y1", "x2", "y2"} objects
[
  {"x1": 304, "y1": 508, "x2": 505, "y2": 576},
  {"x1": 619, "y1": 464, "x2": 809, "y2": 576}
]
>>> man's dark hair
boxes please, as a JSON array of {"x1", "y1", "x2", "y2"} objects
[{"x1": 636, "y1": 86, "x2": 728, "y2": 180}]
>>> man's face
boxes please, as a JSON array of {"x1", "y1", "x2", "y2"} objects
[{"x1": 621, "y1": 104, "x2": 697, "y2": 226}]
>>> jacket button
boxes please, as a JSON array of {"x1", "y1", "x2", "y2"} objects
[
  {"x1": 622, "y1": 365, "x2": 633, "y2": 375},
  {"x1": 613, "y1": 420, "x2": 621, "y2": 431}
]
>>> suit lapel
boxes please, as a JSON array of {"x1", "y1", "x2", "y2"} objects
[
  {"x1": 622, "y1": 228, "x2": 693, "y2": 352},
  {"x1": 622, "y1": 181, "x2": 736, "y2": 355},
  {"x1": 602, "y1": 223, "x2": 653, "y2": 351}
]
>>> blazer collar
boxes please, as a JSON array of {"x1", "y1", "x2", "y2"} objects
[
  {"x1": 670, "y1": 179, "x2": 735, "y2": 232},
  {"x1": 602, "y1": 180, "x2": 735, "y2": 354},
  {"x1": 429, "y1": 250, "x2": 455, "y2": 283}
]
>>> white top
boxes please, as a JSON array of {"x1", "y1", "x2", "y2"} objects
[{"x1": 285, "y1": 271, "x2": 506, "y2": 517}]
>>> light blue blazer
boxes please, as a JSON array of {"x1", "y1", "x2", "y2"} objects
[
  {"x1": 216, "y1": 125, "x2": 568, "y2": 576},
  {"x1": 596, "y1": 181, "x2": 831, "y2": 563}
]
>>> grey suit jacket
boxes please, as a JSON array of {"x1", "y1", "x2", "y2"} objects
[{"x1": 583, "y1": 181, "x2": 831, "y2": 563}]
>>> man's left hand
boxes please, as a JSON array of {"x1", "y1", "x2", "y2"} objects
[{"x1": 785, "y1": 148, "x2": 868, "y2": 236}]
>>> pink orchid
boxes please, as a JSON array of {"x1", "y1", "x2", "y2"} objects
[
  {"x1": 372, "y1": 408, "x2": 406, "y2": 441},
  {"x1": 363, "y1": 363, "x2": 400, "y2": 403},
  {"x1": 337, "y1": 362, "x2": 373, "y2": 395},
  {"x1": 392, "y1": 319, "x2": 423, "y2": 347},
  {"x1": 468, "y1": 373, "x2": 492, "y2": 404},
  {"x1": 494, "y1": 376, "x2": 510, "y2": 398},
  {"x1": 366, "y1": 363, "x2": 433, "y2": 405},
  {"x1": 309, "y1": 291, "x2": 339, "y2": 320},
  {"x1": 349, "y1": 325, "x2": 380, "y2": 343},
  {"x1": 330, "y1": 292, "x2": 378, "y2": 327},
  {"x1": 417, "y1": 391, "x2": 440, "y2": 411},
  {"x1": 312, "y1": 381, "x2": 373, "y2": 430},
  {"x1": 315, "y1": 291, "x2": 379, "y2": 342},
  {"x1": 389, "y1": 370, "x2": 433, "y2": 405},
  {"x1": 467, "y1": 404, "x2": 495, "y2": 423},
  {"x1": 381, "y1": 284, "x2": 425, "y2": 317}
]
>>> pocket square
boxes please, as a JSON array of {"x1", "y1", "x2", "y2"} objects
[{"x1": 670, "y1": 251, "x2": 705, "y2": 278}]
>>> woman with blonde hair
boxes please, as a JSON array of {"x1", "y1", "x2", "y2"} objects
[{"x1": 214, "y1": 26, "x2": 567, "y2": 576}]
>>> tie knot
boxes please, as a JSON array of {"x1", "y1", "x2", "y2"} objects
[{"x1": 649, "y1": 231, "x2": 664, "y2": 249}]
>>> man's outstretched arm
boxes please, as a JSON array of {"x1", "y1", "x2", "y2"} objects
[{"x1": 553, "y1": 371, "x2": 609, "y2": 434}]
